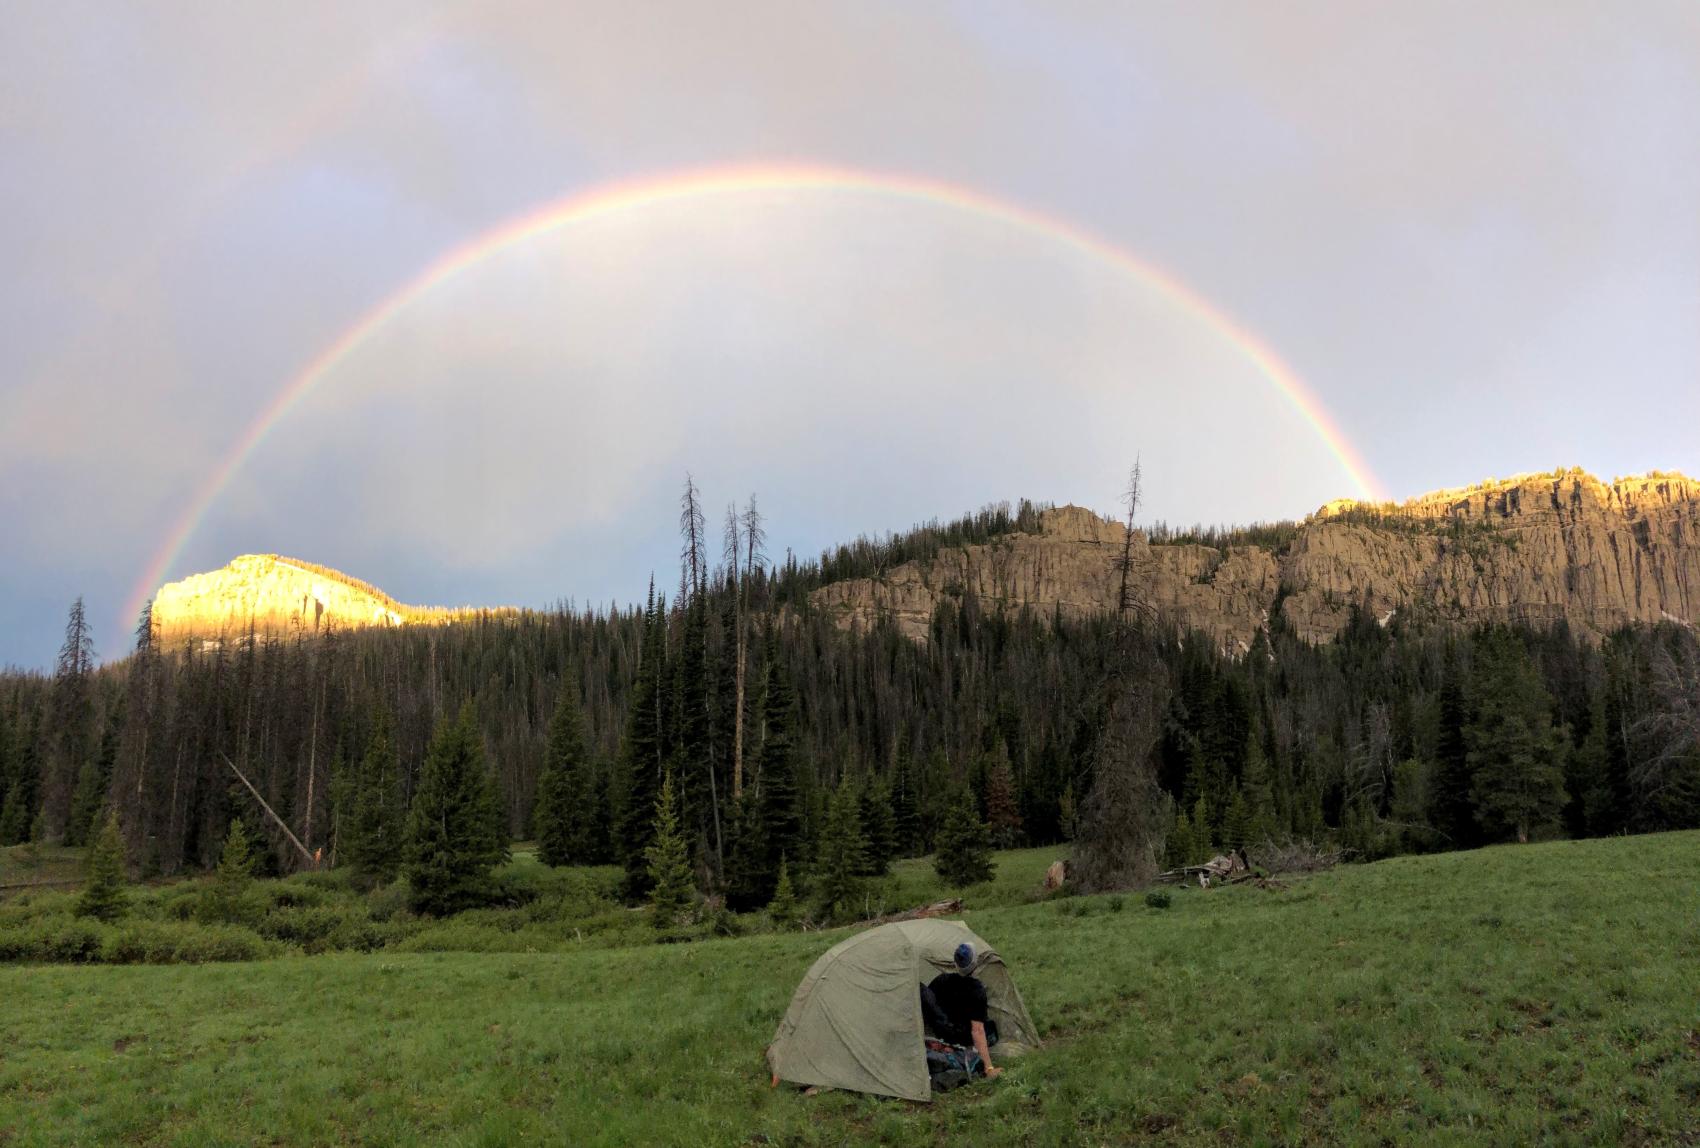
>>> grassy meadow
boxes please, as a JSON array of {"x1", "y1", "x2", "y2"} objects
[{"x1": 3, "y1": 834, "x2": 1699, "y2": 1145}]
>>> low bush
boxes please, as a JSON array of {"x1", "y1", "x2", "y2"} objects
[
  {"x1": 1144, "y1": 890, "x2": 1173, "y2": 910},
  {"x1": 258, "y1": 904, "x2": 357, "y2": 948},
  {"x1": 365, "y1": 879, "x2": 413, "y2": 922}
]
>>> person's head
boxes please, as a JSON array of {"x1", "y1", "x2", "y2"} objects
[{"x1": 953, "y1": 942, "x2": 974, "y2": 974}]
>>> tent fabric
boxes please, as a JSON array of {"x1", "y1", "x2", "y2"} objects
[{"x1": 766, "y1": 919, "x2": 1040, "y2": 1102}]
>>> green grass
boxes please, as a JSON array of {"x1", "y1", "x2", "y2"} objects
[{"x1": 4, "y1": 834, "x2": 1699, "y2": 1145}]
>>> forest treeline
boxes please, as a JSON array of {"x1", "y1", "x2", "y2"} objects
[{"x1": 3, "y1": 480, "x2": 1698, "y2": 916}]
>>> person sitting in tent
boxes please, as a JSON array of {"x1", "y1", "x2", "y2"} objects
[
  {"x1": 919, "y1": 942, "x2": 1002, "y2": 1082},
  {"x1": 768, "y1": 919, "x2": 1038, "y2": 1102}
]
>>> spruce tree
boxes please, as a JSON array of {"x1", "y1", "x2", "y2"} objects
[
  {"x1": 722, "y1": 795, "x2": 763, "y2": 911},
  {"x1": 345, "y1": 713, "x2": 403, "y2": 887},
  {"x1": 1466, "y1": 630, "x2": 1568, "y2": 843},
  {"x1": 890, "y1": 745, "x2": 921, "y2": 858},
  {"x1": 66, "y1": 706, "x2": 121, "y2": 848},
  {"x1": 1057, "y1": 781, "x2": 1078, "y2": 842},
  {"x1": 645, "y1": 772, "x2": 695, "y2": 934},
  {"x1": 202, "y1": 819, "x2": 254, "y2": 922},
  {"x1": 1240, "y1": 732, "x2": 1277, "y2": 845},
  {"x1": 1164, "y1": 806, "x2": 1195, "y2": 870},
  {"x1": 727, "y1": 647, "x2": 802, "y2": 910},
  {"x1": 857, "y1": 778, "x2": 896, "y2": 876},
  {"x1": 405, "y1": 705, "x2": 508, "y2": 915},
  {"x1": 619, "y1": 584, "x2": 667, "y2": 901},
  {"x1": 536, "y1": 678, "x2": 591, "y2": 867},
  {"x1": 1431, "y1": 653, "x2": 1477, "y2": 848},
  {"x1": 811, "y1": 783, "x2": 869, "y2": 923},
  {"x1": 934, "y1": 787, "x2": 995, "y2": 888},
  {"x1": 1190, "y1": 795, "x2": 1212, "y2": 858},
  {"x1": 49, "y1": 597, "x2": 96, "y2": 842},
  {"x1": 768, "y1": 856, "x2": 798, "y2": 927},
  {"x1": 1221, "y1": 787, "x2": 1251, "y2": 851},
  {"x1": 76, "y1": 809, "x2": 128, "y2": 922}
]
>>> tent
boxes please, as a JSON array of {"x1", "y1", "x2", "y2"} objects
[{"x1": 766, "y1": 918, "x2": 1040, "y2": 1101}]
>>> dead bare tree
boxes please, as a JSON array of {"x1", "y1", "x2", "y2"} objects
[
  {"x1": 1634, "y1": 639, "x2": 1700, "y2": 806},
  {"x1": 679, "y1": 473, "x2": 707, "y2": 600},
  {"x1": 734, "y1": 495, "x2": 767, "y2": 790},
  {"x1": 1073, "y1": 459, "x2": 1172, "y2": 892}
]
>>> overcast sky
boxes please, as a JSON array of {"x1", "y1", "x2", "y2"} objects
[{"x1": 2, "y1": 1, "x2": 1696, "y2": 666}]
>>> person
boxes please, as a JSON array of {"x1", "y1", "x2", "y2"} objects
[{"x1": 919, "y1": 942, "x2": 1002, "y2": 1081}]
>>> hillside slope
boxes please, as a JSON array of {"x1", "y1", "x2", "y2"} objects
[
  {"x1": 149, "y1": 555, "x2": 490, "y2": 644},
  {"x1": 813, "y1": 470, "x2": 1700, "y2": 648}
]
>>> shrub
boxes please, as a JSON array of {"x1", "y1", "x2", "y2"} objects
[
  {"x1": 366, "y1": 878, "x2": 413, "y2": 922},
  {"x1": 258, "y1": 904, "x2": 352, "y2": 948},
  {"x1": 1108, "y1": 895, "x2": 1125, "y2": 912},
  {"x1": 101, "y1": 921, "x2": 181, "y2": 964},
  {"x1": 0, "y1": 918, "x2": 107, "y2": 962},
  {"x1": 267, "y1": 883, "x2": 327, "y2": 910},
  {"x1": 1144, "y1": 890, "x2": 1173, "y2": 910},
  {"x1": 171, "y1": 923, "x2": 273, "y2": 963}
]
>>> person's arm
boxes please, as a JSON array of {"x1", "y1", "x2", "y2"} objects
[{"x1": 970, "y1": 1021, "x2": 1001, "y2": 1078}]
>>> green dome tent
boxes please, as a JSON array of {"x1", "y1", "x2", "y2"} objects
[{"x1": 766, "y1": 918, "x2": 1040, "y2": 1101}]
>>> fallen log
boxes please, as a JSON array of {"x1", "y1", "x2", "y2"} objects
[{"x1": 857, "y1": 898, "x2": 963, "y2": 927}]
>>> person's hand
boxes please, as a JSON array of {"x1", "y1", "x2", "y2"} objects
[{"x1": 984, "y1": 1066, "x2": 1003, "y2": 1080}]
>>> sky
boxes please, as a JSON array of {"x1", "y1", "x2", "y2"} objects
[{"x1": 2, "y1": 0, "x2": 1697, "y2": 667}]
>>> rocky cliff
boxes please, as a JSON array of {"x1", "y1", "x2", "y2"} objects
[
  {"x1": 150, "y1": 555, "x2": 471, "y2": 644},
  {"x1": 811, "y1": 471, "x2": 1700, "y2": 650}
]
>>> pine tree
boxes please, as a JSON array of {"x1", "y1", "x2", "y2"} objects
[
  {"x1": 345, "y1": 714, "x2": 403, "y2": 887},
  {"x1": 405, "y1": 705, "x2": 508, "y2": 915},
  {"x1": 934, "y1": 787, "x2": 995, "y2": 888},
  {"x1": 811, "y1": 783, "x2": 869, "y2": 923},
  {"x1": 857, "y1": 778, "x2": 897, "y2": 876},
  {"x1": 1467, "y1": 631, "x2": 1568, "y2": 843},
  {"x1": 76, "y1": 809, "x2": 128, "y2": 922},
  {"x1": 768, "y1": 856, "x2": 798, "y2": 927},
  {"x1": 536, "y1": 678, "x2": 591, "y2": 867},
  {"x1": 645, "y1": 772, "x2": 695, "y2": 934}
]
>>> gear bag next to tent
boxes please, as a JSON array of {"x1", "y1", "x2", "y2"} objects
[{"x1": 766, "y1": 919, "x2": 1040, "y2": 1102}]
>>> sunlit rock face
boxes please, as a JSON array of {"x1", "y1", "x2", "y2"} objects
[
  {"x1": 812, "y1": 472, "x2": 1700, "y2": 651},
  {"x1": 151, "y1": 555, "x2": 424, "y2": 644},
  {"x1": 148, "y1": 472, "x2": 1698, "y2": 653}
]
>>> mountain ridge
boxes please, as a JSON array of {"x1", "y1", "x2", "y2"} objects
[{"x1": 147, "y1": 469, "x2": 1698, "y2": 647}]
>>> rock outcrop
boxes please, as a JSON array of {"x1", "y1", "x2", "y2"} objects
[
  {"x1": 810, "y1": 471, "x2": 1700, "y2": 650},
  {"x1": 150, "y1": 471, "x2": 1698, "y2": 652},
  {"x1": 150, "y1": 555, "x2": 465, "y2": 644}
]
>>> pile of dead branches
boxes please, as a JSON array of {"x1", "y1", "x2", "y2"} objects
[{"x1": 1249, "y1": 837, "x2": 1345, "y2": 874}]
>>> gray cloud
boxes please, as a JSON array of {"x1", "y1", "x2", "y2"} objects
[{"x1": 2, "y1": 0, "x2": 1696, "y2": 663}]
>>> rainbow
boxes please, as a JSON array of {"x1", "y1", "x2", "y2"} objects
[{"x1": 125, "y1": 162, "x2": 1385, "y2": 626}]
